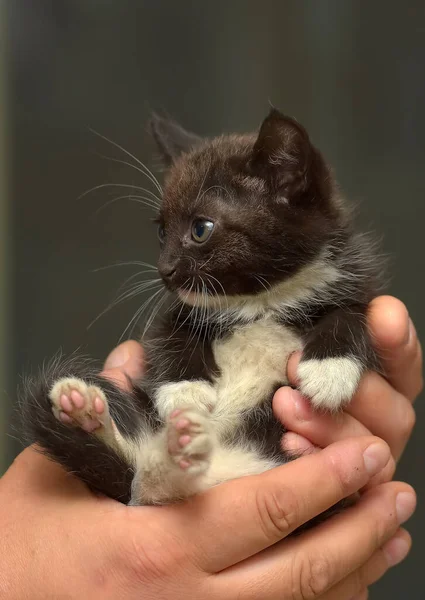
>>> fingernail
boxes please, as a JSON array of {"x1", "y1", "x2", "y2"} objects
[
  {"x1": 383, "y1": 534, "x2": 410, "y2": 566},
  {"x1": 396, "y1": 492, "x2": 416, "y2": 524},
  {"x1": 104, "y1": 345, "x2": 130, "y2": 370},
  {"x1": 363, "y1": 443, "x2": 390, "y2": 476},
  {"x1": 292, "y1": 389, "x2": 312, "y2": 421}
]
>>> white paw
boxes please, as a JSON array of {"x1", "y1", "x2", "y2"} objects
[
  {"x1": 297, "y1": 357, "x2": 363, "y2": 411},
  {"x1": 49, "y1": 377, "x2": 112, "y2": 433},
  {"x1": 167, "y1": 407, "x2": 214, "y2": 475}
]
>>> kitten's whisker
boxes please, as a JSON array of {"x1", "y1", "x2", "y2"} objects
[
  {"x1": 78, "y1": 183, "x2": 161, "y2": 202},
  {"x1": 204, "y1": 274, "x2": 226, "y2": 336},
  {"x1": 198, "y1": 184, "x2": 231, "y2": 203},
  {"x1": 94, "y1": 153, "x2": 163, "y2": 199},
  {"x1": 253, "y1": 275, "x2": 271, "y2": 292},
  {"x1": 113, "y1": 270, "x2": 159, "y2": 297},
  {"x1": 93, "y1": 262, "x2": 157, "y2": 273},
  {"x1": 89, "y1": 129, "x2": 163, "y2": 195},
  {"x1": 205, "y1": 273, "x2": 229, "y2": 316},
  {"x1": 130, "y1": 197, "x2": 161, "y2": 209},
  {"x1": 88, "y1": 279, "x2": 162, "y2": 329},
  {"x1": 204, "y1": 276, "x2": 220, "y2": 340},
  {"x1": 142, "y1": 288, "x2": 169, "y2": 339},
  {"x1": 169, "y1": 280, "x2": 195, "y2": 340},
  {"x1": 119, "y1": 286, "x2": 164, "y2": 343},
  {"x1": 194, "y1": 166, "x2": 210, "y2": 206},
  {"x1": 198, "y1": 251, "x2": 215, "y2": 270},
  {"x1": 114, "y1": 279, "x2": 163, "y2": 303},
  {"x1": 167, "y1": 280, "x2": 190, "y2": 334},
  {"x1": 96, "y1": 194, "x2": 160, "y2": 216},
  {"x1": 166, "y1": 278, "x2": 190, "y2": 316}
]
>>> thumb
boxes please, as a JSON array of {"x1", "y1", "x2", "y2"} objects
[
  {"x1": 101, "y1": 340, "x2": 145, "y2": 391},
  {"x1": 180, "y1": 436, "x2": 392, "y2": 573}
]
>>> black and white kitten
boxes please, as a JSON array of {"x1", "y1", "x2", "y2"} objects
[{"x1": 20, "y1": 109, "x2": 382, "y2": 505}]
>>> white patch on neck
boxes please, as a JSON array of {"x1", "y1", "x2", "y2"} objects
[{"x1": 178, "y1": 253, "x2": 344, "y2": 322}]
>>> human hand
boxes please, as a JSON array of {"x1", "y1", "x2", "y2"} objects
[
  {"x1": 275, "y1": 295, "x2": 422, "y2": 462},
  {"x1": 0, "y1": 338, "x2": 416, "y2": 599},
  {"x1": 0, "y1": 436, "x2": 415, "y2": 598},
  {"x1": 101, "y1": 298, "x2": 421, "y2": 598}
]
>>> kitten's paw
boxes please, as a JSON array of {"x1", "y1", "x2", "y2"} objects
[
  {"x1": 49, "y1": 377, "x2": 112, "y2": 433},
  {"x1": 297, "y1": 356, "x2": 363, "y2": 411},
  {"x1": 167, "y1": 407, "x2": 214, "y2": 475}
]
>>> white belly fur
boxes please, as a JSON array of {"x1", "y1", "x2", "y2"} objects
[{"x1": 133, "y1": 317, "x2": 303, "y2": 503}]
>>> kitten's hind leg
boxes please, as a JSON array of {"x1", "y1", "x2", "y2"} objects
[
  {"x1": 49, "y1": 376, "x2": 146, "y2": 466},
  {"x1": 18, "y1": 353, "x2": 151, "y2": 503},
  {"x1": 50, "y1": 377, "x2": 116, "y2": 444},
  {"x1": 131, "y1": 406, "x2": 215, "y2": 505},
  {"x1": 167, "y1": 407, "x2": 214, "y2": 473}
]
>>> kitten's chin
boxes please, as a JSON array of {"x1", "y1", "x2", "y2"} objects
[{"x1": 177, "y1": 289, "x2": 203, "y2": 306}]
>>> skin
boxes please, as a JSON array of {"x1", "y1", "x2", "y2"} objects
[{"x1": 0, "y1": 296, "x2": 421, "y2": 599}]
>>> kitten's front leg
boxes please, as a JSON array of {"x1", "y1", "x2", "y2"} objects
[{"x1": 298, "y1": 305, "x2": 379, "y2": 411}]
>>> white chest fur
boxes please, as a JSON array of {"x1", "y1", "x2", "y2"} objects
[
  {"x1": 212, "y1": 317, "x2": 302, "y2": 423},
  {"x1": 137, "y1": 317, "x2": 303, "y2": 502},
  {"x1": 155, "y1": 317, "x2": 302, "y2": 429}
]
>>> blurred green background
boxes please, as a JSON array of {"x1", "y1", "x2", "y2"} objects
[{"x1": 2, "y1": 2, "x2": 425, "y2": 597}]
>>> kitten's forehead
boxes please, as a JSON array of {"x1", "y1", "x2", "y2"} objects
[{"x1": 161, "y1": 134, "x2": 261, "y2": 216}]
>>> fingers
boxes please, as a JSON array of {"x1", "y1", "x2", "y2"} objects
[
  {"x1": 274, "y1": 385, "x2": 400, "y2": 471},
  {"x1": 183, "y1": 436, "x2": 391, "y2": 572},
  {"x1": 367, "y1": 296, "x2": 423, "y2": 402},
  {"x1": 274, "y1": 386, "x2": 371, "y2": 447},
  {"x1": 347, "y1": 372, "x2": 416, "y2": 461},
  {"x1": 217, "y1": 482, "x2": 415, "y2": 599},
  {"x1": 284, "y1": 297, "x2": 420, "y2": 461},
  {"x1": 321, "y1": 529, "x2": 411, "y2": 600},
  {"x1": 100, "y1": 340, "x2": 145, "y2": 391},
  {"x1": 280, "y1": 431, "x2": 317, "y2": 455}
]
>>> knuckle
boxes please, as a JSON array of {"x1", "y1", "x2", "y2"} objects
[
  {"x1": 325, "y1": 453, "x2": 352, "y2": 497},
  {"x1": 370, "y1": 508, "x2": 398, "y2": 550},
  {"x1": 255, "y1": 484, "x2": 301, "y2": 542},
  {"x1": 293, "y1": 553, "x2": 333, "y2": 599},
  {"x1": 360, "y1": 548, "x2": 389, "y2": 587}
]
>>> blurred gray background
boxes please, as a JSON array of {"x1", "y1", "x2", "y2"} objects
[{"x1": 2, "y1": 1, "x2": 424, "y2": 598}]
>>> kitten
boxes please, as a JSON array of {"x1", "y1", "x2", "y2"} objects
[{"x1": 19, "y1": 108, "x2": 382, "y2": 505}]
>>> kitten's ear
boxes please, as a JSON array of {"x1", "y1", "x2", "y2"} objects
[
  {"x1": 250, "y1": 108, "x2": 312, "y2": 200},
  {"x1": 149, "y1": 113, "x2": 202, "y2": 166}
]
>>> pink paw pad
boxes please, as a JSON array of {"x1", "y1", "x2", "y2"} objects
[
  {"x1": 179, "y1": 459, "x2": 191, "y2": 469},
  {"x1": 94, "y1": 396, "x2": 105, "y2": 414},
  {"x1": 50, "y1": 379, "x2": 111, "y2": 435},
  {"x1": 167, "y1": 407, "x2": 213, "y2": 473}
]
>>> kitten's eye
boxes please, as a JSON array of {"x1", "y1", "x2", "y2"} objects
[
  {"x1": 157, "y1": 224, "x2": 165, "y2": 242},
  {"x1": 191, "y1": 219, "x2": 214, "y2": 243}
]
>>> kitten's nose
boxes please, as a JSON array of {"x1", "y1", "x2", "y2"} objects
[{"x1": 159, "y1": 264, "x2": 177, "y2": 282}]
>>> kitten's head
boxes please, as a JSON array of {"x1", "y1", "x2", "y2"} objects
[{"x1": 150, "y1": 108, "x2": 344, "y2": 306}]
